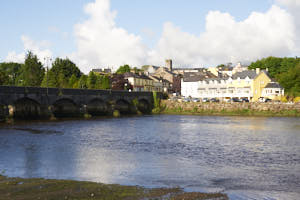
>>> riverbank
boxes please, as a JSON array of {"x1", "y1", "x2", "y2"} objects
[
  {"x1": 0, "y1": 175, "x2": 228, "y2": 200},
  {"x1": 157, "y1": 100, "x2": 300, "y2": 117}
]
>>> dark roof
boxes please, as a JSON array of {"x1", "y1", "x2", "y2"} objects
[
  {"x1": 182, "y1": 72, "x2": 217, "y2": 82},
  {"x1": 149, "y1": 75, "x2": 171, "y2": 83},
  {"x1": 173, "y1": 68, "x2": 204, "y2": 71},
  {"x1": 232, "y1": 70, "x2": 257, "y2": 79},
  {"x1": 123, "y1": 72, "x2": 152, "y2": 80},
  {"x1": 92, "y1": 68, "x2": 111, "y2": 73},
  {"x1": 265, "y1": 82, "x2": 283, "y2": 89}
]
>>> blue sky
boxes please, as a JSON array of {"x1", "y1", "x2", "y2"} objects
[{"x1": 1, "y1": 0, "x2": 299, "y2": 72}]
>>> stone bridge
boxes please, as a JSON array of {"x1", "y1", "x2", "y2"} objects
[{"x1": 0, "y1": 86, "x2": 156, "y2": 120}]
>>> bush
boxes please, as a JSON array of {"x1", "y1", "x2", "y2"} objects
[
  {"x1": 281, "y1": 96, "x2": 288, "y2": 103},
  {"x1": 293, "y1": 97, "x2": 300, "y2": 103}
]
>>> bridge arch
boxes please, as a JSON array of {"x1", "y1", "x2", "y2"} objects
[
  {"x1": 87, "y1": 98, "x2": 110, "y2": 116},
  {"x1": 137, "y1": 99, "x2": 152, "y2": 114},
  {"x1": 52, "y1": 98, "x2": 79, "y2": 118},
  {"x1": 13, "y1": 97, "x2": 42, "y2": 119},
  {"x1": 115, "y1": 99, "x2": 131, "y2": 114}
]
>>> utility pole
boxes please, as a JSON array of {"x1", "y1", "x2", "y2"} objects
[{"x1": 44, "y1": 57, "x2": 52, "y2": 96}]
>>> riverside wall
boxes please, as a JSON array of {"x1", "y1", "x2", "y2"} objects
[{"x1": 161, "y1": 100, "x2": 300, "y2": 116}]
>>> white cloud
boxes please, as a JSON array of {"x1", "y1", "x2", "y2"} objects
[
  {"x1": 276, "y1": 0, "x2": 300, "y2": 7},
  {"x1": 72, "y1": 0, "x2": 299, "y2": 72},
  {"x1": 148, "y1": 5, "x2": 297, "y2": 67},
  {"x1": 72, "y1": 0, "x2": 148, "y2": 73},
  {"x1": 275, "y1": 0, "x2": 300, "y2": 55},
  {"x1": 8, "y1": 0, "x2": 298, "y2": 72},
  {"x1": 5, "y1": 35, "x2": 52, "y2": 64}
]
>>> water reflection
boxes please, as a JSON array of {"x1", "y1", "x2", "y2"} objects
[{"x1": 0, "y1": 115, "x2": 299, "y2": 200}]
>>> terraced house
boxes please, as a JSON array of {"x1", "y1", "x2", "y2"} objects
[{"x1": 181, "y1": 68, "x2": 284, "y2": 102}]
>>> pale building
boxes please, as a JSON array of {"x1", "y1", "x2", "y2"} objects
[
  {"x1": 124, "y1": 72, "x2": 154, "y2": 92},
  {"x1": 261, "y1": 82, "x2": 284, "y2": 101}
]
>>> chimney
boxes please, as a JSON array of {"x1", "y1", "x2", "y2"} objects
[
  {"x1": 256, "y1": 68, "x2": 260, "y2": 74},
  {"x1": 166, "y1": 59, "x2": 172, "y2": 71}
]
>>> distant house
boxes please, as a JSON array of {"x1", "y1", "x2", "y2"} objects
[
  {"x1": 111, "y1": 74, "x2": 131, "y2": 91},
  {"x1": 181, "y1": 72, "x2": 217, "y2": 98},
  {"x1": 124, "y1": 72, "x2": 154, "y2": 92},
  {"x1": 261, "y1": 82, "x2": 284, "y2": 101},
  {"x1": 149, "y1": 75, "x2": 171, "y2": 93},
  {"x1": 92, "y1": 68, "x2": 112, "y2": 75}
]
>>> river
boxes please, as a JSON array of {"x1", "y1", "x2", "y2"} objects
[{"x1": 0, "y1": 115, "x2": 299, "y2": 199}]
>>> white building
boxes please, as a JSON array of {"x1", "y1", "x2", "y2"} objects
[{"x1": 261, "y1": 82, "x2": 284, "y2": 100}]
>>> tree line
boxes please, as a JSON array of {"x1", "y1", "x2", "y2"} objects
[
  {"x1": 0, "y1": 51, "x2": 110, "y2": 90},
  {"x1": 248, "y1": 56, "x2": 300, "y2": 98}
]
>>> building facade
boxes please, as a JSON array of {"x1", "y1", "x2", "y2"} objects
[{"x1": 181, "y1": 68, "x2": 284, "y2": 102}]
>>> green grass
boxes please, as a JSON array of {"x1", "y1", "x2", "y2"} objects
[{"x1": 0, "y1": 175, "x2": 228, "y2": 200}]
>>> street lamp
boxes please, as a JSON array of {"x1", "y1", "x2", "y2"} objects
[{"x1": 44, "y1": 57, "x2": 52, "y2": 95}]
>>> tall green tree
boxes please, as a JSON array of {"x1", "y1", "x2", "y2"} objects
[
  {"x1": 278, "y1": 63, "x2": 300, "y2": 97},
  {"x1": 41, "y1": 57, "x2": 82, "y2": 88},
  {"x1": 249, "y1": 56, "x2": 283, "y2": 78},
  {"x1": 0, "y1": 71, "x2": 9, "y2": 85},
  {"x1": 99, "y1": 75, "x2": 110, "y2": 89},
  {"x1": 77, "y1": 74, "x2": 88, "y2": 89},
  {"x1": 0, "y1": 62, "x2": 22, "y2": 85},
  {"x1": 17, "y1": 51, "x2": 44, "y2": 86},
  {"x1": 87, "y1": 71, "x2": 97, "y2": 89},
  {"x1": 68, "y1": 74, "x2": 78, "y2": 88},
  {"x1": 116, "y1": 65, "x2": 131, "y2": 74},
  {"x1": 41, "y1": 71, "x2": 57, "y2": 88}
]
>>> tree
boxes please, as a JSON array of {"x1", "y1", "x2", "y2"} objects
[
  {"x1": 77, "y1": 75, "x2": 88, "y2": 89},
  {"x1": 42, "y1": 57, "x2": 82, "y2": 88},
  {"x1": 0, "y1": 71, "x2": 9, "y2": 85},
  {"x1": 17, "y1": 51, "x2": 44, "y2": 86},
  {"x1": 68, "y1": 74, "x2": 78, "y2": 88},
  {"x1": 41, "y1": 70, "x2": 58, "y2": 88},
  {"x1": 248, "y1": 57, "x2": 283, "y2": 78},
  {"x1": 87, "y1": 72, "x2": 97, "y2": 89},
  {"x1": 0, "y1": 62, "x2": 22, "y2": 85},
  {"x1": 278, "y1": 63, "x2": 300, "y2": 97},
  {"x1": 99, "y1": 75, "x2": 110, "y2": 89},
  {"x1": 116, "y1": 65, "x2": 131, "y2": 74}
]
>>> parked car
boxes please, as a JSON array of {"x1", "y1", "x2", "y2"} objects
[
  {"x1": 241, "y1": 98, "x2": 249, "y2": 102},
  {"x1": 258, "y1": 97, "x2": 272, "y2": 102},
  {"x1": 202, "y1": 98, "x2": 210, "y2": 102},
  {"x1": 192, "y1": 98, "x2": 200, "y2": 102},
  {"x1": 169, "y1": 97, "x2": 178, "y2": 101},
  {"x1": 231, "y1": 97, "x2": 242, "y2": 102},
  {"x1": 265, "y1": 98, "x2": 272, "y2": 102},
  {"x1": 183, "y1": 97, "x2": 191, "y2": 102},
  {"x1": 210, "y1": 98, "x2": 220, "y2": 103}
]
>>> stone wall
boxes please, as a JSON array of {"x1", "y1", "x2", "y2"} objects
[{"x1": 161, "y1": 100, "x2": 300, "y2": 115}]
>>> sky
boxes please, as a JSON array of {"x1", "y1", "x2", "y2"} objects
[{"x1": 1, "y1": 0, "x2": 300, "y2": 73}]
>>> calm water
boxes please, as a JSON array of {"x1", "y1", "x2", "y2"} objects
[{"x1": 0, "y1": 115, "x2": 299, "y2": 199}]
